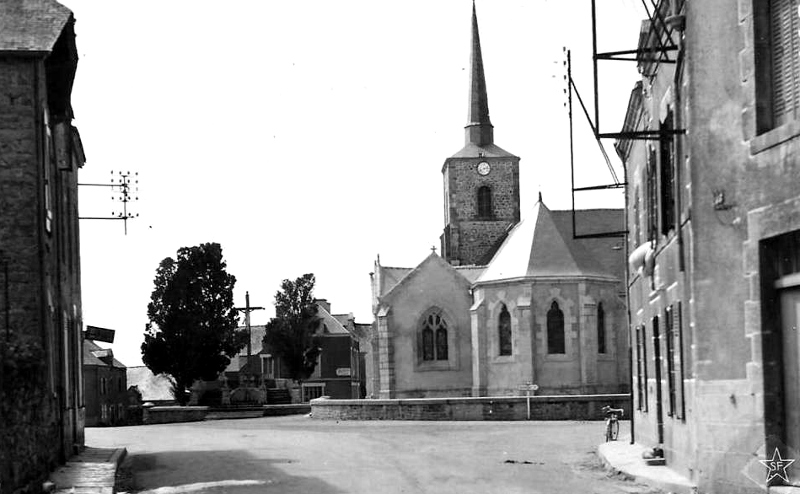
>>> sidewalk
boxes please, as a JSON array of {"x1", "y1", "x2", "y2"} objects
[
  {"x1": 48, "y1": 447, "x2": 127, "y2": 494},
  {"x1": 597, "y1": 437, "x2": 697, "y2": 494}
]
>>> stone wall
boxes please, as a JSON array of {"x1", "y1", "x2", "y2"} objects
[
  {"x1": 142, "y1": 406, "x2": 209, "y2": 425},
  {"x1": 310, "y1": 394, "x2": 630, "y2": 421}
]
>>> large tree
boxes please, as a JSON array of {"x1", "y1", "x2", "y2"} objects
[
  {"x1": 142, "y1": 242, "x2": 245, "y2": 404},
  {"x1": 263, "y1": 273, "x2": 322, "y2": 384}
]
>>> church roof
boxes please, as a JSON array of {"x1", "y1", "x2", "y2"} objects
[
  {"x1": 450, "y1": 2, "x2": 517, "y2": 160},
  {"x1": 381, "y1": 253, "x2": 472, "y2": 302},
  {"x1": 449, "y1": 142, "x2": 518, "y2": 159},
  {"x1": 378, "y1": 266, "x2": 413, "y2": 297},
  {"x1": 476, "y1": 199, "x2": 621, "y2": 284},
  {"x1": 454, "y1": 265, "x2": 486, "y2": 283},
  {"x1": 0, "y1": 0, "x2": 73, "y2": 53}
]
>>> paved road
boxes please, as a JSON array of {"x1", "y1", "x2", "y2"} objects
[{"x1": 87, "y1": 416, "x2": 661, "y2": 494}]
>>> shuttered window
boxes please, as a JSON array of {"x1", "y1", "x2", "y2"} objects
[
  {"x1": 771, "y1": 0, "x2": 800, "y2": 127},
  {"x1": 660, "y1": 111, "x2": 676, "y2": 235},
  {"x1": 636, "y1": 324, "x2": 648, "y2": 412},
  {"x1": 665, "y1": 306, "x2": 677, "y2": 416},
  {"x1": 646, "y1": 147, "x2": 659, "y2": 242}
]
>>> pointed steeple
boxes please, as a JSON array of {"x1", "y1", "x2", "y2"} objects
[{"x1": 466, "y1": 1, "x2": 493, "y2": 147}]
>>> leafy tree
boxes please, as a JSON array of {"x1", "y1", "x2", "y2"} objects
[
  {"x1": 263, "y1": 273, "x2": 322, "y2": 384},
  {"x1": 142, "y1": 242, "x2": 245, "y2": 404}
]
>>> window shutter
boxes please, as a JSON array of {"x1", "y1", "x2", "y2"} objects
[
  {"x1": 771, "y1": 0, "x2": 800, "y2": 125},
  {"x1": 675, "y1": 301, "x2": 686, "y2": 420}
]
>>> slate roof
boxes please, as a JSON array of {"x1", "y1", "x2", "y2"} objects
[
  {"x1": 83, "y1": 339, "x2": 126, "y2": 368},
  {"x1": 477, "y1": 201, "x2": 622, "y2": 283},
  {"x1": 0, "y1": 0, "x2": 72, "y2": 53},
  {"x1": 455, "y1": 265, "x2": 486, "y2": 283},
  {"x1": 381, "y1": 253, "x2": 472, "y2": 302},
  {"x1": 379, "y1": 266, "x2": 413, "y2": 297},
  {"x1": 126, "y1": 366, "x2": 175, "y2": 402},
  {"x1": 551, "y1": 209, "x2": 626, "y2": 283},
  {"x1": 449, "y1": 142, "x2": 518, "y2": 159}
]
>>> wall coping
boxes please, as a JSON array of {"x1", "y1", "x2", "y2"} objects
[
  {"x1": 311, "y1": 394, "x2": 630, "y2": 407},
  {"x1": 147, "y1": 406, "x2": 209, "y2": 412}
]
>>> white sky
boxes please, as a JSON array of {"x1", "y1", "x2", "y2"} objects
[{"x1": 60, "y1": 0, "x2": 647, "y2": 368}]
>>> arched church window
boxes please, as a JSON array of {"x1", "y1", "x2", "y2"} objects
[
  {"x1": 498, "y1": 305, "x2": 512, "y2": 356},
  {"x1": 477, "y1": 186, "x2": 492, "y2": 218},
  {"x1": 547, "y1": 301, "x2": 565, "y2": 354},
  {"x1": 422, "y1": 327, "x2": 434, "y2": 361},
  {"x1": 421, "y1": 311, "x2": 449, "y2": 361},
  {"x1": 436, "y1": 326, "x2": 448, "y2": 360},
  {"x1": 597, "y1": 303, "x2": 607, "y2": 354}
]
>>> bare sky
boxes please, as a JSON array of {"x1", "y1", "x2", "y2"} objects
[{"x1": 60, "y1": 0, "x2": 647, "y2": 367}]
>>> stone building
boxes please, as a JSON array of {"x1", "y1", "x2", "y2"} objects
[
  {"x1": 83, "y1": 339, "x2": 127, "y2": 426},
  {"x1": 221, "y1": 299, "x2": 368, "y2": 402},
  {"x1": 616, "y1": 0, "x2": 800, "y2": 491},
  {"x1": 367, "y1": 4, "x2": 629, "y2": 400},
  {"x1": 0, "y1": 1, "x2": 86, "y2": 491}
]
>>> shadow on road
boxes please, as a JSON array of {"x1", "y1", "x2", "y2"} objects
[{"x1": 119, "y1": 449, "x2": 344, "y2": 494}]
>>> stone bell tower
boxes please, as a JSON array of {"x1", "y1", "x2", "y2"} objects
[{"x1": 440, "y1": 1, "x2": 521, "y2": 266}]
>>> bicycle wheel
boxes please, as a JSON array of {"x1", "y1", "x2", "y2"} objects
[{"x1": 610, "y1": 419, "x2": 619, "y2": 441}]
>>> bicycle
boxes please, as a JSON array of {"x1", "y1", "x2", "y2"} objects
[{"x1": 602, "y1": 405, "x2": 624, "y2": 442}]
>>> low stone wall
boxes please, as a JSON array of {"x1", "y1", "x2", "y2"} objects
[
  {"x1": 142, "y1": 406, "x2": 208, "y2": 424},
  {"x1": 310, "y1": 394, "x2": 630, "y2": 421}
]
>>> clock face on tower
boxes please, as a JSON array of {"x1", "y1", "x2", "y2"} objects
[{"x1": 477, "y1": 161, "x2": 491, "y2": 176}]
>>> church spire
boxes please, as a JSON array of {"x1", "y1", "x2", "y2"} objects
[{"x1": 465, "y1": 0, "x2": 494, "y2": 147}]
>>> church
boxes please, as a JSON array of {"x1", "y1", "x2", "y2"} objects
[{"x1": 367, "y1": 4, "x2": 629, "y2": 399}]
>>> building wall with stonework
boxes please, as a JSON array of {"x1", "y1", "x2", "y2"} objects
[
  {"x1": 442, "y1": 156, "x2": 520, "y2": 266},
  {"x1": 0, "y1": 3, "x2": 86, "y2": 492},
  {"x1": 471, "y1": 279, "x2": 627, "y2": 397},
  {"x1": 619, "y1": 1, "x2": 800, "y2": 491},
  {"x1": 374, "y1": 255, "x2": 474, "y2": 399}
]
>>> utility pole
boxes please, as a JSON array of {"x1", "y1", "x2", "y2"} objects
[
  {"x1": 79, "y1": 170, "x2": 139, "y2": 234},
  {"x1": 234, "y1": 291, "x2": 264, "y2": 387}
]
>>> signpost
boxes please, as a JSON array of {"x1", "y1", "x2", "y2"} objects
[
  {"x1": 85, "y1": 325, "x2": 116, "y2": 343},
  {"x1": 518, "y1": 382, "x2": 539, "y2": 420}
]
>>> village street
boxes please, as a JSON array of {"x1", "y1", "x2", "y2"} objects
[{"x1": 87, "y1": 416, "x2": 662, "y2": 494}]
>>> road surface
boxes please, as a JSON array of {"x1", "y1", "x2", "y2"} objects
[{"x1": 86, "y1": 416, "x2": 661, "y2": 494}]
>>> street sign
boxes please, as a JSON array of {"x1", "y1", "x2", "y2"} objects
[
  {"x1": 518, "y1": 383, "x2": 539, "y2": 391},
  {"x1": 336, "y1": 368, "x2": 351, "y2": 377},
  {"x1": 85, "y1": 325, "x2": 115, "y2": 343}
]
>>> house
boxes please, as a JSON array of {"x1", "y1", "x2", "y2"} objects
[
  {"x1": 0, "y1": 1, "x2": 87, "y2": 491},
  {"x1": 83, "y1": 339, "x2": 127, "y2": 426},
  {"x1": 616, "y1": 0, "x2": 800, "y2": 491},
  {"x1": 367, "y1": 3, "x2": 629, "y2": 400},
  {"x1": 221, "y1": 299, "x2": 368, "y2": 403}
]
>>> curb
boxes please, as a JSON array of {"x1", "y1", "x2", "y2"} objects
[
  {"x1": 597, "y1": 442, "x2": 697, "y2": 494},
  {"x1": 110, "y1": 448, "x2": 128, "y2": 467}
]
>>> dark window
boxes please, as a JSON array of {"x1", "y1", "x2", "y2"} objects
[
  {"x1": 636, "y1": 324, "x2": 649, "y2": 412},
  {"x1": 597, "y1": 303, "x2": 607, "y2": 354},
  {"x1": 477, "y1": 186, "x2": 492, "y2": 218},
  {"x1": 665, "y1": 306, "x2": 676, "y2": 416},
  {"x1": 646, "y1": 146, "x2": 658, "y2": 241},
  {"x1": 499, "y1": 305, "x2": 512, "y2": 356},
  {"x1": 755, "y1": 0, "x2": 800, "y2": 132},
  {"x1": 547, "y1": 301, "x2": 565, "y2": 354},
  {"x1": 660, "y1": 110, "x2": 676, "y2": 235},
  {"x1": 421, "y1": 311, "x2": 449, "y2": 362}
]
